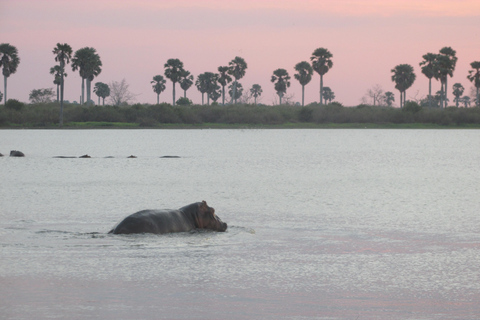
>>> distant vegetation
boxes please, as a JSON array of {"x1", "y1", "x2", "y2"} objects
[
  {"x1": 1, "y1": 102, "x2": 480, "y2": 128},
  {"x1": 2, "y1": 42, "x2": 480, "y2": 129}
]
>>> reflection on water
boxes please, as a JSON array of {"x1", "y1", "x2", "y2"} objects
[{"x1": 1, "y1": 129, "x2": 480, "y2": 319}]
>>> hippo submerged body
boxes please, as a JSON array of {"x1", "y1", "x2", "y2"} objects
[{"x1": 109, "y1": 201, "x2": 227, "y2": 235}]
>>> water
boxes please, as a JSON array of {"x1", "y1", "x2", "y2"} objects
[{"x1": 1, "y1": 129, "x2": 480, "y2": 319}]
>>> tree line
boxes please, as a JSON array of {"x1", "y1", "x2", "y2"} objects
[
  {"x1": 1, "y1": 42, "x2": 480, "y2": 126},
  {"x1": 3, "y1": 101, "x2": 480, "y2": 128}
]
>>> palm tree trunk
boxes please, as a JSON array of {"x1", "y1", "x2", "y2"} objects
[
  {"x1": 102, "y1": 97, "x2": 105, "y2": 106},
  {"x1": 222, "y1": 86, "x2": 225, "y2": 106},
  {"x1": 440, "y1": 81, "x2": 445, "y2": 109},
  {"x1": 60, "y1": 69, "x2": 64, "y2": 126},
  {"x1": 444, "y1": 77, "x2": 448, "y2": 108},
  {"x1": 428, "y1": 78, "x2": 432, "y2": 108},
  {"x1": 319, "y1": 75, "x2": 323, "y2": 105},
  {"x1": 302, "y1": 85, "x2": 305, "y2": 107},
  {"x1": 57, "y1": 84, "x2": 60, "y2": 102},
  {"x1": 81, "y1": 78, "x2": 85, "y2": 104},
  {"x1": 4, "y1": 75, "x2": 7, "y2": 104},
  {"x1": 98, "y1": 96, "x2": 100, "y2": 105},
  {"x1": 399, "y1": 90, "x2": 403, "y2": 108},
  {"x1": 157, "y1": 93, "x2": 159, "y2": 105},
  {"x1": 87, "y1": 78, "x2": 92, "y2": 104},
  {"x1": 87, "y1": 78, "x2": 91, "y2": 104},
  {"x1": 172, "y1": 82, "x2": 176, "y2": 106},
  {"x1": 233, "y1": 80, "x2": 237, "y2": 104},
  {"x1": 184, "y1": 90, "x2": 186, "y2": 99},
  {"x1": 254, "y1": 96, "x2": 257, "y2": 105},
  {"x1": 477, "y1": 87, "x2": 479, "y2": 106},
  {"x1": 201, "y1": 93, "x2": 204, "y2": 105}
]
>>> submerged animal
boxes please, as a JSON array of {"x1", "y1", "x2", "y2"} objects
[
  {"x1": 108, "y1": 201, "x2": 227, "y2": 235},
  {"x1": 10, "y1": 150, "x2": 25, "y2": 157}
]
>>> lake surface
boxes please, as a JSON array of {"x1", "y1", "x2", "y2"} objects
[{"x1": 1, "y1": 129, "x2": 480, "y2": 320}]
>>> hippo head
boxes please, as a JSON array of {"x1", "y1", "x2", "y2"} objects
[{"x1": 196, "y1": 201, "x2": 227, "y2": 232}]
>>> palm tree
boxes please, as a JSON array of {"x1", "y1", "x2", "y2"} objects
[
  {"x1": 452, "y1": 83, "x2": 464, "y2": 108},
  {"x1": 50, "y1": 65, "x2": 65, "y2": 102},
  {"x1": 384, "y1": 91, "x2": 395, "y2": 107},
  {"x1": 228, "y1": 57, "x2": 247, "y2": 104},
  {"x1": 179, "y1": 70, "x2": 194, "y2": 99},
  {"x1": 218, "y1": 66, "x2": 232, "y2": 106},
  {"x1": 391, "y1": 64, "x2": 416, "y2": 108},
  {"x1": 70, "y1": 49, "x2": 86, "y2": 103},
  {"x1": 461, "y1": 96, "x2": 471, "y2": 108},
  {"x1": 322, "y1": 87, "x2": 335, "y2": 104},
  {"x1": 204, "y1": 72, "x2": 219, "y2": 105},
  {"x1": 467, "y1": 61, "x2": 480, "y2": 106},
  {"x1": 0, "y1": 43, "x2": 20, "y2": 105},
  {"x1": 228, "y1": 81, "x2": 243, "y2": 102},
  {"x1": 195, "y1": 73, "x2": 209, "y2": 105},
  {"x1": 250, "y1": 84, "x2": 262, "y2": 105},
  {"x1": 419, "y1": 53, "x2": 437, "y2": 108},
  {"x1": 294, "y1": 61, "x2": 313, "y2": 106},
  {"x1": 151, "y1": 75, "x2": 166, "y2": 105},
  {"x1": 93, "y1": 82, "x2": 110, "y2": 105},
  {"x1": 310, "y1": 48, "x2": 333, "y2": 105},
  {"x1": 434, "y1": 90, "x2": 446, "y2": 108},
  {"x1": 209, "y1": 85, "x2": 222, "y2": 103},
  {"x1": 71, "y1": 47, "x2": 102, "y2": 104},
  {"x1": 53, "y1": 43, "x2": 73, "y2": 126},
  {"x1": 271, "y1": 69, "x2": 291, "y2": 105},
  {"x1": 435, "y1": 47, "x2": 457, "y2": 108},
  {"x1": 164, "y1": 59, "x2": 184, "y2": 106}
]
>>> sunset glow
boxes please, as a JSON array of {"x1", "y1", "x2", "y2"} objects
[{"x1": 1, "y1": 0, "x2": 479, "y2": 106}]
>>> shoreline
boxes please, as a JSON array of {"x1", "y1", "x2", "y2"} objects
[{"x1": 2, "y1": 122, "x2": 480, "y2": 129}]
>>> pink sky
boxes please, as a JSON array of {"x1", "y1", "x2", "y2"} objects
[{"x1": 1, "y1": 0, "x2": 479, "y2": 106}]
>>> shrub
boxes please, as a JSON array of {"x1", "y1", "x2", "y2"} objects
[
  {"x1": 403, "y1": 101, "x2": 422, "y2": 113},
  {"x1": 329, "y1": 101, "x2": 344, "y2": 108},
  {"x1": 298, "y1": 107, "x2": 313, "y2": 122},
  {"x1": 5, "y1": 99, "x2": 24, "y2": 111},
  {"x1": 176, "y1": 97, "x2": 192, "y2": 106},
  {"x1": 147, "y1": 104, "x2": 182, "y2": 123}
]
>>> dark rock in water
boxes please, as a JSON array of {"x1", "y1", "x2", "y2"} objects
[
  {"x1": 0, "y1": 153, "x2": 3, "y2": 157},
  {"x1": 127, "y1": 155, "x2": 137, "y2": 158},
  {"x1": 79, "y1": 154, "x2": 91, "y2": 158},
  {"x1": 104, "y1": 156, "x2": 115, "y2": 158},
  {"x1": 53, "y1": 156, "x2": 77, "y2": 158},
  {"x1": 160, "y1": 156, "x2": 181, "y2": 158},
  {"x1": 10, "y1": 150, "x2": 25, "y2": 157}
]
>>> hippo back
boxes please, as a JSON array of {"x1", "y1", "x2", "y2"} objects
[
  {"x1": 109, "y1": 209, "x2": 195, "y2": 234},
  {"x1": 109, "y1": 201, "x2": 227, "y2": 235}
]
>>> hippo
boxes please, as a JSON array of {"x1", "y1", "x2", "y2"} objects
[
  {"x1": 108, "y1": 201, "x2": 227, "y2": 235},
  {"x1": 10, "y1": 150, "x2": 25, "y2": 157}
]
